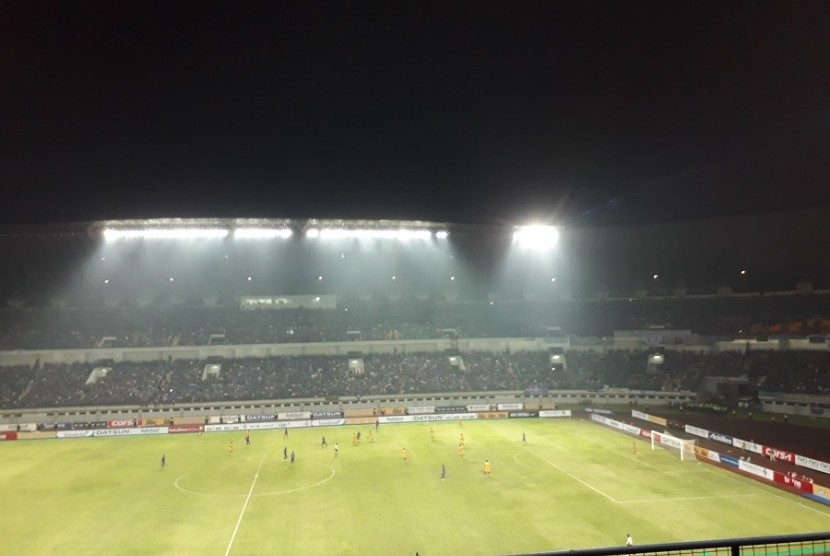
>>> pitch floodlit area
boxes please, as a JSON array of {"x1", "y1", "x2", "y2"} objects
[{"x1": 2, "y1": 419, "x2": 828, "y2": 556}]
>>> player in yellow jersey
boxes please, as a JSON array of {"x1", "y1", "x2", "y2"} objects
[
  {"x1": 458, "y1": 444, "x2": 464, "y2": 458},
  {"x1": 632, "y1": 441, "x2": 638, "y2": 459},
  {"x1": 483, "y1": 459, "x2": 491, "y2": 476},
  {"x1": 352, "y1": 432, "x2": 358, "y2": 446},
  {"x1": 459, "y1": 433, "x2": 464, "y2": 446},
  {"x1": 430, "y1": 427, "x2": 435, "y2": 441},
  {"x1": 367, "y1": 430, "x2": 374, "y2": 443},
  {"x1": 402, "y1": 447, "x2": 408, "y2": 463},
  {"x1": 229, "y1": 441, "x2": 233, "y2": 455}
]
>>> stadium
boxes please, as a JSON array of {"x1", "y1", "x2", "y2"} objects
[{"x1": 1, "y1": 210, "x2": 829, "y2": 556}]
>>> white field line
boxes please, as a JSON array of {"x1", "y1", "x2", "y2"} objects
[
  {"x1": 517, "y1": 450, "x2": 620, "y2": 503},
  {"x1": 224, "y1": 452, "x2": 267, "y2": 556},
  {"x1": 174, "y1": 465, "x2": 336, "y2": 498},
  {"x1": 797, "y1": 502, "x2": 830, "y2": 517},
  {"x1": 620, "y1": 493, "x2": 763, "y2": 503}
]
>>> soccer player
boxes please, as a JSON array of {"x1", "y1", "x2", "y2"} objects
[
  {"x1": 459, "y1": 433, "x2": 464, "y2": 447},
  {"x1": 352, "y1": 432, "x2": 358, "y2": 446},
  {"x1": 161, "y1": 454, "x2": 166, "y2": 469},
  {"x1": 284, "y1": 428, "x2": 288, "y2": 437},
  {"x1": 283, "y1": 446, "x2": 288, "y2": 461},
  {"x1": 430, "y1": 427, "x2": 435, "y2": 441},
  {"x1": 458, "y1": 444, "x2": 464, "y2": 458},
  {"x1": 483, "y1": 459, "x2": 491, "y2": 476},
  {"x1": 290, "y1": 450, "x2": 295, "y2": 464},
  {"x1": 357, "y1": 431, "x2": 361, "y2": 442},
  {"x1": 632, "y1": 441, "x2": 638, "y2": 459},
  {"x1": 441, "y1": 464, "x2": 446, "y2": 481},
  {"x1": 402, "y1": 447, "x2": 408, "y2": 463},
  {"x1": 375, "y1": 418, "x2": 380, "y2": 431},
  {"x1": 245, "y1": 433, "x2": 250, "y2": 447},
  {"x1": 522, "y1": 432, "x2": 526, "y2": 444},
  {"x1": 626, "y1": 534, "x2": 633, "y2": 546},
  {"x1": 321, "y1": 435, "x2": 328, "y2": 447},
  {"x1": 334, "y1": 443, "x2": 339, "y2": 458},
  {"x1": 229, "y1": 441, "x2": 234, "y2": 455},
  {"x1": 367, "y1": 430, "x2": 374, "y2": 443}
]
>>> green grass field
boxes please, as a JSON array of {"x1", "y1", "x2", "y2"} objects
[{"x1": 1, "y1": 419, "x2": 828, "y2": 556}]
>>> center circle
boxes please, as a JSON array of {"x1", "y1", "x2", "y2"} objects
[{"x1": 174, "y1": 461, "x2": 336, "y2": 497}]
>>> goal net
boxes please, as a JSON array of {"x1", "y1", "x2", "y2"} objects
[{"x1": 651, "y1": 430, "x2": 697, "y2": 461}]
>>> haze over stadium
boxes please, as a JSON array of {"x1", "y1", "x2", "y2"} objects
[{"x1": 2, "y1": 2, "x2": 830, "y2": 556}]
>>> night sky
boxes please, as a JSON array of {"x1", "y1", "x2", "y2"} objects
[{"x1": 2, "y1": 1, "x2": 829, "y2": 228}]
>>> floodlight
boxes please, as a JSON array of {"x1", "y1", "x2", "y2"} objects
[
  {"x1": 653, "y1": 274, "x2": 659, "y2": 280},
  {"x1": 435, "y1": 230, "x2": 449, "y2": 239},
  {"x1": 103, "y1": 228, "x2": 229, "y2": 241},
  {"x1": 310, "y1": 228, "x2": 432, "y2": 241},
  {"x1": 233, "y1": 227, "x2": 292, "y2": 239},
  {"x1": 513, "y1": 225, "x2": 559, "y2": 251}
]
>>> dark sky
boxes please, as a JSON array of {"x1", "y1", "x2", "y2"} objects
[{"x1": 2, "y1": 1, "x2": 829, "y2": 227}]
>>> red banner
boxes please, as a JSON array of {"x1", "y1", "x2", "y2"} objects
[
  {"x1": 107, "y1": 419, "x2": 135, "y2": 428},
  {"x1": 773, "y1": 470, "x2": 814, "y2": 493},
  {"x1": 764, "y1": 446, "x2": 795, "y2": 464},
  {"x1": 169, "y1": 425, "x2": 203, "y2": 434},
  {"x1": 0, "y1": 432, "x2": 17, "y2": 441}
]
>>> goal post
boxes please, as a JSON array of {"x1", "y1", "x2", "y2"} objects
[{"x1": 651, "y1": 430, "x2": 697, "y2": 461}]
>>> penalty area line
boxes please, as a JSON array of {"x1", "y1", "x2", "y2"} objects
[
  {"x1": 224, "y1": 451, "x2": 267, "y2": 556},
  {"x1": 518, "y1": 450, "x2": 619, "y2": 504}
]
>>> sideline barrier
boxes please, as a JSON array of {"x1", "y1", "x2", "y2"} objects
[
  {"x1": 18, "y1": 431, "x2": 57, "y2": 440},
  {"x1": 606, "y1": 411, "x2": 830, "y2": 506},
  {"x1": 632, "y1": 410, "x2": 830, "y2": 477}
]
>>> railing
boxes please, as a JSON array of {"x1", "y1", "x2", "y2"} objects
[{"x1": 528, "y1": 533, "x2": 830, "y2": 556}]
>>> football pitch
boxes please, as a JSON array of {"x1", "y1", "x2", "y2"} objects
[{"x1": 1, "y1": 419, "x2": 828, "y2": 556}]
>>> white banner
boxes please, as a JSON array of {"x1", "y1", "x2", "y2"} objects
[
  {"x1": 57, "y1": 430, "x2": 94, "y2": 439},
  {"x1": 380, "y1": 413, "x2": 477, "y2": 425},
  {"x1": 208, "y1": 416, "x2": 223, "y2": 424},
  {"x1": 795, "y1": 454, "x2": 830, "y2": 475},
  {"x1": 204, "y1": 420, "x2": 313, "y2": 433},
  {"x1": 278, "y1": 411, "x2": 312, "y2": 421},
  {"x1": 407, "y1": 406, "x2": 435, "y2": 414},
  {"x1": 622, "y1": 423, "x2": 642, "y2": 435},
  {"x1": 705, "y1": 449, "x2": 721, "y2": 463},
  {"x1": 685, "y1": 424, "x2": 710, "y2": 439},
  {"x1": 652, "y1": 431, "x2": 682, "y2": 449},
  {"x1": 93, "y1": 427, "x2": 169, "y2": 437},
  {"x1": 19, "y1": 423, "x2": 37, "y2": 432},
  {"x1": 738, "y1": 459, "x2": 775, "y2": 481},
  {"x1": 539, "y1": 410, "x2": 572, "y2": 418},
  {"x1": 0, "y1": 424, "x2": 17, "y2": 432},
  {"x1": 222, "y1": 416, "x2": 240, "y2": 424},
  {"x1": 311, "y1": 418, "x2": 346, "y2": 427},
  {"x1": 467, "y1": 404, "x2": 493, "y2": 412},
  {"x1": 732, "y1": 438, "x2": 764, "y2": 455},
  {"x1": 497, "y1": 403, "x2": 524, "y2": 411},
  {"x1": 631, "y1": 410, "x2": 650, "y2": 421}
]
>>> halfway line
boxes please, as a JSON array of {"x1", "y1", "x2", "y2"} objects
[{"x1": 224, "y1": 452, "x2": 268, "y2": 556}]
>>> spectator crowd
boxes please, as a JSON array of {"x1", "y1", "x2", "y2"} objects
[{"x1": 1, "y1": 349, "x2": 828, "y2": 410}]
